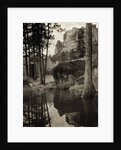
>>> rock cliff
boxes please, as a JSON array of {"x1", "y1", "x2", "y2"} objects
[
  {"x1": 63, "y1": 27, "x2": 79, "y2": 52},
  {"x1": 53, "y1": 25, "x2": 98, "y2": 92}
]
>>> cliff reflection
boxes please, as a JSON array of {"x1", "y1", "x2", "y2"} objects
[
  {"x1": 23, "y1": 88, "x2": 98, "y2": 127},
  {"x1": 53, "y1": 89, "x2": 98, "y2": 127}
]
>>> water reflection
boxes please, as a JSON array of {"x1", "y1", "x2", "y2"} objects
[
  {"x1": 53, "y1": 89, "x2": 98, "y2": 127},
  {"x1": 23, "y1": 88, "x2": 98, "y2": 127},
  {"x1": 23, "y1": 92, "x2": 51, "y2": 127}
]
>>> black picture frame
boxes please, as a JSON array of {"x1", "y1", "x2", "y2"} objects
[{"x1": 0, "y1": 0, "x2": 119, "y2": 146}]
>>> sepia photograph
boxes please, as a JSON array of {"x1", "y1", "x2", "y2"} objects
[
  {"x1": 23, "y1": 22, "x2": 98, "y2": 127},
  {"x1": 7, "y1": 6, "x2": 114, "y2": 142}
]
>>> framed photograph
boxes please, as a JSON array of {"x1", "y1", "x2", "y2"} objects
[{"x1": 7, "y1": 7, "x2": 113, "y2": 143}]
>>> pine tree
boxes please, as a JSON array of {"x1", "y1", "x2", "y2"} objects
[{"x1": 82, "y1": 23, "x2": 92, "y2": 99}]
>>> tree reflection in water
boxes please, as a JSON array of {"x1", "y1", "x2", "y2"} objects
[
  {"x1": 23, "y1": 91, "x2": 51, "y2": 127},
  {"x1": 23, "y1": 88, "x2": 98, "y2": 127},
  {"x1": 53, "y1": 88, "x2": 98, "y2": 127}
]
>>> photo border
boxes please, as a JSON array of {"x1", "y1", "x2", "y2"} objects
[{"x1": 1, "y1": 0, "x2": 118, "y2": 146}]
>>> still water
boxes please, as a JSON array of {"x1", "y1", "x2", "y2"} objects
[{"x1": 23, "y1": 88, "x2": 98, "y2": 127}]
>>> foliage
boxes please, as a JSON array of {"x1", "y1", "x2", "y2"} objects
[
  {"x1": 23, "y1": 23, "x2": 64, "y2": 84},
  {"x1": 78, "y1": 27, "x2": 85, "y2": 58}
]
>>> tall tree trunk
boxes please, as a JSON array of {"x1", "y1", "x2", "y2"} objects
[
  {"x1": 32, "y1": 24, "x2": 36, "y2": 80},
  {"x1": 44, "y1": 23, "x2": 49, "y2": 84},
  {"x1": 24, "y1": 32, "x2": 28, "y2": 77},
  {"x1": 33, "y1": 45, "x2": 36, "y2": 80},
  {"x1": 26, "y1": 28, "x2": 31, "y2": 78},
  {"x1": 37, "y1": 23, "x2": 42, "y2": 84},
  {"x1": 28, "y1": 49, "x2": 31, "y2": 78},
  {"x1": 36, "y1": 56, "x2": 39, "y2": 77},
  {"x1": 39, "y1": 45, "x2": 42, "y2": 84},
  {"x1": 82, "y1": 23, "x2": 92, "y2": 99},
  {"x1": 41, "y1": 47, "x2": 45, "y2": 84}
]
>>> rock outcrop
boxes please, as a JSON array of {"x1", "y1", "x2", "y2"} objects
[
  {"x1": 55, "y1": 40, "x2": 64, "y2": 54},
  {"x1": 63, "y1": 27, "x2": 79, "y2": 52},
  {"x1": 53, "y1": 25, "x2": 98, "y2": 92}
]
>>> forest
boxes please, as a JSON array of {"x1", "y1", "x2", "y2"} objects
[{"x1": 23, "y1": 23, "x2": 64, "y2": 84}]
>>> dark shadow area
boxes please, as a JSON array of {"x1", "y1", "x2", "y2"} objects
[
  {"x1": 23, "y1": 92, "x2": 51, "y2": 127},
  {"x1": 53, "y1": 88, "x2": 98, "y2": 127}
]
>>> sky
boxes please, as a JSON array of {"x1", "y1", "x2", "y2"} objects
[{"x1": 48, "y1": 22, "x2": 98, "y2": 55}]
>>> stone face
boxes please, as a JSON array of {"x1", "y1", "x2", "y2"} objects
[
  {"x1": 55, "y1": 40, "x2": 64, "y2": 54},
  {"x1": 53, "y1": 25, "x2": 98, "y2": 92},
  {"x1": 54, "y1": 27, "x2": 80, "y2": 55},
  {"x1": 54, "y1": 25, "x2": 98, "y2": 58},
  {"x1": 63, "y1": 27, "x2": 79, "y2": 52}
]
